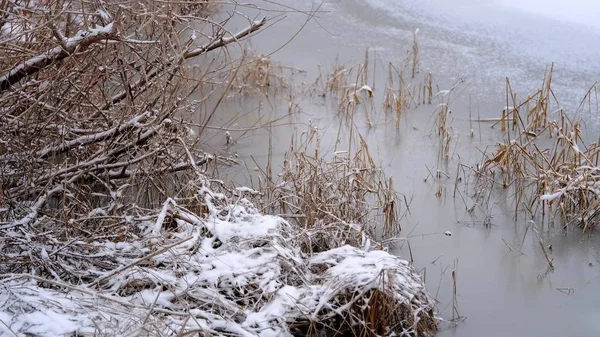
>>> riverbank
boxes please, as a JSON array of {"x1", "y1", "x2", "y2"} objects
[{"x1": 0, "y1": 1, "x2": 438, "y2": 336}]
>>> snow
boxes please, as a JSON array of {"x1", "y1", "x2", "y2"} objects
[
  {"x1": 0, "y1": 284, "x2": 96, "y2": 336},
  {"x1": 236, "y1": 186, "x2": 260, "y2": 195},
  {"x1": 96, "y1": 8, "x2": 113, "y2": 23},
  {"x1": 538, "y1": 161, "x2": 600, "y2": 204},
  {"x1": 40, "y1": 248, "x2": 49, "y2": 260},
  {"x1": 357, "y1": 85, "x2": 373, "y2": 97},
  {"x1": 437, "y1": 90, "x2": 451, "y2": 97},
  {"x1": 0, "y1": 187, "x2": 435, "y2": 336},
  {"x1": 66, "y1": 23, "x2": 114, "y2": 44},
  {"x1": 153, "y1": 198, "x2": 175, "y2": 236},
  {"x1": 541, "y1": 191, "x2": 563, "y2": 201}
]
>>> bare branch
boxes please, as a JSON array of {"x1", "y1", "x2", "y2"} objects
[{"x1": 104, "y1": 17, "x2": 266, "y2": 109}]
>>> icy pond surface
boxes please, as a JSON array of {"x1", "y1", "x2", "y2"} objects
[{"x1": 213, "y1": 1, "x2": 600, "y2": 336}]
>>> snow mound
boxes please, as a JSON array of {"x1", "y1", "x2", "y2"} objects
[{"x1": 0, "y1": 188, "x2": 436, "y2": 336}]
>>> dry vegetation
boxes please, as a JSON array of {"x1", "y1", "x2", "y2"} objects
[
  {"x1": 232, "y1": 52, "x2": 289, "y2": 96},
  {"x1": 240, "y1": 123, "x2": 436, "y2": 336},
  {"x1": 0, "y1": 0, "x2": 437, "y2": 336},
  {"x1": 0, "y1": 0, "x2": 264, "y2": 278},
  {"x1": 470, "y1": 65, "x2": 600, "y2": 231},
  {"x1": 258, "y1": 122, "x2": 407, "y2": 242},
  {"x1": 313, "y1": 32, "x2": 438, "y2": 130},
  {"x1": 264, "y1": 42, "x2": 442, "y2": 242}
]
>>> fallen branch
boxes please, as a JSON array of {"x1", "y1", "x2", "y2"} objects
[
  {"x1": 107, "y1": 157, "x2": 212, "y2": 180},
  {"x1": 94, "y1": 236, "x2": 193, "y2": 286},
  {"x1": 0, "y1": 185, "x2": 64, "y2": 230}
]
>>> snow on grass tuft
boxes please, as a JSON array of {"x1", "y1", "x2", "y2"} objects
[{"x1": 0, "y1": 188, "x2": 436, "y2": 336}]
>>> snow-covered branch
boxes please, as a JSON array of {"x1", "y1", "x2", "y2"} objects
[
  {"x1": 34, "y1": 112, "x2": 150, "y2": 159},
  {"x1": 0, "y1": 23, "x2": 118, "y2": 92}
]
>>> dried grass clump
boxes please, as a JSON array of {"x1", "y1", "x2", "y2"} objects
[
  {"x1": 259, "y1": 124, "x2": 407, "y2": 242},
  {"x1": 313, "y1": 49, "x2": 379, "y2": 127},
  {"x1": 429, "y1": 78, "x2": 466, "y2": 163},
  {"x1": 473, "y1": 64, "x2": 600, "y2": 231},
  {"x1": 315, "y1": 48, "x2": 437, "y2": 129},
  {"x1": 293, "y1": 245, "x2": 437, "y2": 337},
  {"x1": 383, "y1": 63, "x2": 412, "y2": 127},
  {"x1": 320, "y1": 63, "x2": 373, "y2": 116},
  {"x1": 382, "y1": 30, "x2": 433, "y2": 128},
  {"x1": 232, "y1": 53, "x2": 289, "y2": 96}
]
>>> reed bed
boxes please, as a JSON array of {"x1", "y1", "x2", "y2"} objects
[
  {"x1": 316, "y1": 36, "x2": 437, "y2": 129},
  {"x1": 474, "y1": 65, "x2": 600, "y2": 231}
]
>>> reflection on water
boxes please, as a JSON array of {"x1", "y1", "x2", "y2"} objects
[{"x1": 215, "y1": 1, "x2": 600, "y2": 336}]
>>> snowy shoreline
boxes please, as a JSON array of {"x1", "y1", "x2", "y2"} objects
[{"x1": 1, "y1": 185, "x2": 437, "y2": 336}]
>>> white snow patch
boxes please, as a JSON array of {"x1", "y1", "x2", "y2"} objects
[{"x1": 541, "y1": 191, "x2": 563, "y2": 201}]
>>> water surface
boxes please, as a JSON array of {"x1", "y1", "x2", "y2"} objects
[{"x1": 212, "y1": 1, "x2": 600, "y2": 336}]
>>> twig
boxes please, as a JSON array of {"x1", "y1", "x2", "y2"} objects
[
  {"x1": 33, "y1": 112, "x2": 150, "y2": 159},
  {"x1": 0, "y1": 185, "x2": 64, "y2": 230}
]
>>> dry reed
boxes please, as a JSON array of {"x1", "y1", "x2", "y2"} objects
[{"x1": 473, "y1": 65, "x2": 600, "y2": 231}]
